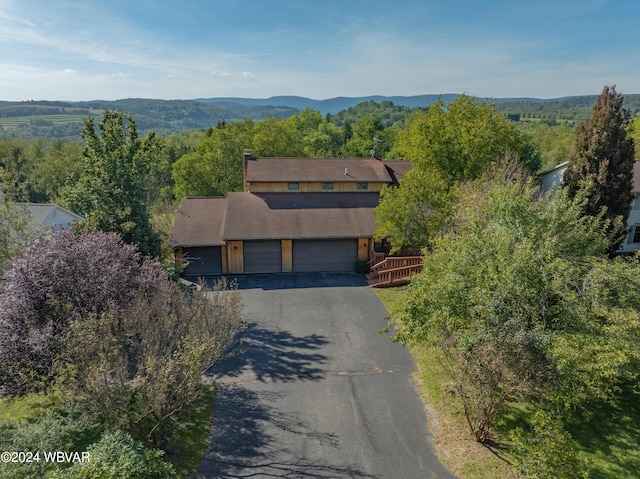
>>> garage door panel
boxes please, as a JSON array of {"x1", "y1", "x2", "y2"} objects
[
  {"x1": 293, "y1": 239, "x2": 357, "y2": 272},
  {"x1": 183, "y1": 246, "x2": 222, "y2": 277},
  {"x1": 244, "y1": 240, "x2": 282, "y2": 273}
]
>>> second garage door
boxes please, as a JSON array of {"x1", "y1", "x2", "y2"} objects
[
  {"x1": 292, "y1": 239, "x2": 358, "y2": 273},
  {"x1": 244, "y1": 240, "x2": 282, "y2": 273}
]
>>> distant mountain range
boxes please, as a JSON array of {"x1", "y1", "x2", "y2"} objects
[
  {"x1": 194, "y1": 94, "x2": 582, "y2": 115},
  {"x1": 1, "y1": 94, "x2": 639, "y2": 139}
]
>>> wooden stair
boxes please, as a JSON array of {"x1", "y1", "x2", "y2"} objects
[{"x1": 366, "y1": 256, "x2": 423, "y2": 287}]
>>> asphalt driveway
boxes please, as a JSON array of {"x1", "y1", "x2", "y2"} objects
[{"x1": 198, "y1": 273, "x2": 457, "y2": 478}]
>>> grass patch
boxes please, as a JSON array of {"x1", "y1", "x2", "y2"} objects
[
  {"x1": 0, "y1": 390, "x2": 62, "y2": 421},
  {"x1": 166, "y1": 384, "x2": 218, "y2": 479}
]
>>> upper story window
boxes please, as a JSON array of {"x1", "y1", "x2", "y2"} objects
[
  {"x1": 322, "y1": 183, "x2": 334, "y2": 190},
  {"x1": 356, "y1": 182, "x2": 369, "y2": 190},
  {"x1": 633, "y1": 225, "x2": 640, "y2": 243},
  {"x1": 288, "y1": 183, "x2": 300, "y2": 191}
]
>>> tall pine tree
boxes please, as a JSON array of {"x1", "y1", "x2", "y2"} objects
[{"x1": 563, "y1": 85, "x2": 635, "y2": 252}]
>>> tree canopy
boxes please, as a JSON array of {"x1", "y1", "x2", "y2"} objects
[
  {"x1": 563, "y1": 85, "x2": 636, "y2": 252},
  {"x1": 376, "y1": 95, "x2": 540, "y2": 251},
  {"x1": 62, "y1": 110, "x2": 161, "y2": 257},
  {"x1": 390, "y1": 159, "x2": 640, "y2": 451}
]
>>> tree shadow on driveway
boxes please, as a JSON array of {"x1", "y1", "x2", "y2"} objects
[
  {"x1": 209, "y1": 321, "x2": 330, "y2": 383},
  {"x1": 197, "y1": 384, "x2": 379, "y2": 479}
]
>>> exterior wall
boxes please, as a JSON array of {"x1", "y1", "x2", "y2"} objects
[
  {"x1": 221, "y1": 245, "x2": 229, "y2": 274},
  {"x1": 246, "y1": 181, "x2": 384, "y2": 193},
  {"x1": 227, "y1": 240, "x2": 244, "y2": 273},
  {"x1": 358, "y1": 237, "x2": 372, "y2": 262},
  {"x1": 281, "y1": 239, "x2": 293, "y2": 272},
  {"x1": 620, "y1": 195, "x2": 640, "y2": 253},
  {"x1": 539, "y1": 163, "x2": 568, "y2": 197}
]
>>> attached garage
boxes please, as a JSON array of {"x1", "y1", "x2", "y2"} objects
[
  {"x1": 182, "y1": 246, "x2": 223, "y2": 277},
  {"x1": 244, "y1": 240, "x2": 282, "y2": 273},
  {"x1": 292, "y1": 239, "x2": 358, "y2": 272}
]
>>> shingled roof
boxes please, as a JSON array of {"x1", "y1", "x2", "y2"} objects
[
  {"x1": 245, "y1": 157, "x2": 393, "y2": 183},
  {"x1": 170, "y1": 192, "x2": 379, "y2": 246},
  {"x1": 170, "y1": 197, "x2": 228, "y2": 247}
]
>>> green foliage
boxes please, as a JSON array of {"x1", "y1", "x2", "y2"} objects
[
  {"x1": 398, "y1": 95, "x2": 540, "y2": 185},
  {"x1": 391, "y1": 159, "x2": 617, "y2": 443},
  {"x1": 563, "y1": 85, "x2": 636, "y2": 253},
  {"x1": 0, "y1": 408, "x2": 99, "y2": 479},
  {"x1": 375, "y1": 168, "x2": 450, "y2": 251},
  {"x1": 510, "y1": 410, "x2": 589, "y2": 479},
  {"x1": 171, "y1": 119, "x2": 253, "y2": 198},
  {"x1": 49, "y1": 430, "x2": 176, "y2": 479},
  {"x1": 62, "y1": 110, "x2": 161, "y2": 257},
  {"x1": 62, "y1": 279, "x2": 243, "y2": 449}
]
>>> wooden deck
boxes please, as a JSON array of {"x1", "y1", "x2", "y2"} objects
[{"x1": 367, "y1": 256, "x2": 423, "y2": 287}]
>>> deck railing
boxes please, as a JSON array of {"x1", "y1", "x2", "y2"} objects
[{"x1": 367, "y1": 256, "x2": 423, "y2": 287}]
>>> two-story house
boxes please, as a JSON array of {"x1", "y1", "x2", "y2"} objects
[{"x1": 170, "y1": 150, "x2": 412, "y2": 277}]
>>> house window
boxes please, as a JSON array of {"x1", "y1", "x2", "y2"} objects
[
  {"x1": 633, "y1": 225, "x2": 640, "y2": 243},
  {"x1": 288, "y1": 183, "x2": 300, "y2": 191},
  {"x1": 356, "y1": 183, "x2": 369, "y2": 190},
  {"x1": 322, "y1": 183, "x2": 334, "y2": 190}
]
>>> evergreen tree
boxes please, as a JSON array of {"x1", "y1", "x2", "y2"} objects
[{"x1": 563, "y1": 85, "x2": 635, "y2": 252}]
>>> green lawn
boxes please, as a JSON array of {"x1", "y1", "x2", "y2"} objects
[{"x1": 0, "y1": 114, "x2": 85, "y2": 127}]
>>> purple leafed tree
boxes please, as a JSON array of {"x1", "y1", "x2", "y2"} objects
[{"x1": 0, "y1": 230, "x2": 167, "y2": 396}]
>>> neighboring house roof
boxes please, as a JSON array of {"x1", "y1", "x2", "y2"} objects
[
  {"x1": 170, "y1": 197, "x2": 227, "y2": 247},
  {"x1": 539, "y1": 160, "x2": 640, "y2": 194},
  {"x1": 245, "y1": 157, "x2": 394, "y2": 183},
  {"x1": 24, "y1": 204, "x2": 83, "y2": 229}
]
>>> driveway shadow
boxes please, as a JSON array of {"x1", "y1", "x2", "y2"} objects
[
  {"x1": 198, "y1": 384, "x2": 379, "y2": 479},
  {"x1": 209, "y1": 322, "x2": 329, "y2": 382}
]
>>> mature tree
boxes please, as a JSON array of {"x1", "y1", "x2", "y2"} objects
[
  {"x1": 62, "y1": 110, "x2": 161, "y2": 257},
  {"x1": 172, "y1": 119, "x2": 253, "y2": 198},
  {"x1": 390, "y1": 158, "x2": 640, "y2": 444},
  {"x1": 563, "y1": 85, "x2": 635, "y2": 252},
  {"x1": 376, "y1": 95, "x2": 539, "y2": 250},
  {"x1": 398, "y1": 95, "x2": 540, "y2": 184},
  {"x1": 0, "y1": 230, "x2": 157, "y2": 396},
  {"x1": 0, "y1": 230, "x2": 243, "y2": 448},
  {"x1": 375, "y1": 168, "x2": 450, "y2": 252}
]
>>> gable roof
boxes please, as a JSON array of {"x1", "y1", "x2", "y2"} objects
[
  {"x1": 245, "y1": 157, "x2": 393, "y2": 183},
  {"x1": 24, "y1": 204, "x2": 83, "y2": 227},
  {"x1": 170, "y1": 197, "x2": 228, "y2": 247}
]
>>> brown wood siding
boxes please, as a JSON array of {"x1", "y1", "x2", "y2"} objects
[
  {"x1": 221, "y1": 245, "x2": 229, "y2": 274},
  {"x1": 227, "y1": 240, "x2": 244, "y2": 273},
  {"x1": 358, "y1": 238, "x2": 372, "y2": 262},
  {"x1": 281, "y1": 239, "x2": 292, "y2": 272},
  {"x1": 247, "y1": 181, "x2": 384, "y2": 193}
]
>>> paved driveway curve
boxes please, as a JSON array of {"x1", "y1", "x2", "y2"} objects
[{"x1": 198, "y1": 273, "x2": 457, "y2": 478}]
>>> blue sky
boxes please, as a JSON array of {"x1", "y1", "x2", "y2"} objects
[{"x1": 1, "y1": 0, "x2": 639, "y2": 101}]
